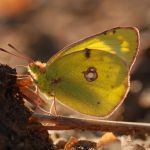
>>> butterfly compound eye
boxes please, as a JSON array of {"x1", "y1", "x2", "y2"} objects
[{"x1": 83, "y1": 67, "x2": 98, "y2": 82}]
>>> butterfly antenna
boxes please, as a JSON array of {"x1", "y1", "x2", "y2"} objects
[
  {"x1": 0, "y1": 48, "x2": 24, "y2": 59},
  {"x1": 8, "y1": 43, "x2": 34, "y2": 63},
  {"x1": 0, "y1": 46, "x2": 33, "y2": 63}
]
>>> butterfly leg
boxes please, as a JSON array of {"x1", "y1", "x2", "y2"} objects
[
  {"x1": 50, "y1": 95, "x2": 58, "y2": 116},
  {"x1": 35, "y1": 86, "x2": 44, "y2": 106},
  {"x1": 35, "y1": 86, "x2": 52, "y2": 114},
  {"x1": 35, "y1": 86, "x2": 58, "y2": 116}
]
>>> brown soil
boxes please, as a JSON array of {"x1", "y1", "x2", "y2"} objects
[{"x1": 0, "y1": 64, "x2": 54, "y2": 150}]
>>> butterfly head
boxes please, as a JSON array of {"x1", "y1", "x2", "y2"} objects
[{"x1": 28, "y1": 61, "x2": 46, "y2": 81}]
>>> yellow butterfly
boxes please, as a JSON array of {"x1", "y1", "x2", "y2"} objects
[
  {"x1": 8, "y1": 27, "x2": 141, "y2": 117},
  {"x1": 28, "y1": 27, "x2": 140, "y2": 117}
]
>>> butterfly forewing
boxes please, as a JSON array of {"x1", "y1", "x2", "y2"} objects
[{"x1": 48, "y1": 27, "x2": 139, "y2": 69}]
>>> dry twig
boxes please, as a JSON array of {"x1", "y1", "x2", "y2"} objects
[{"x1": 32, "y1": 114, "x2": 150, "y2": 135}]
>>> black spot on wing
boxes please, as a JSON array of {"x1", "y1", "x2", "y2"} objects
[
  {"x1": 97, "y1": 101, "x2": 100, "y2": 105},
  {"x1": 112, "y1": 29, "x2": 116, "y2": 34},
  {"x1": 111, "y1": 85, "x2": 114, "y2": 89},
  {"x1": 84, "y1": 48, "x2": 91, "y2": 58},
  {"x1": 103, "y1": 31, "x2": 107, "y2": 35},
  {"x1": 51, "y1": 77, "x2": 62, "y2": 85}
]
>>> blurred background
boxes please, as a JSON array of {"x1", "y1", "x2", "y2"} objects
[{"x1": 0, "y1": 0, "x2": 150, "y2": 123}]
